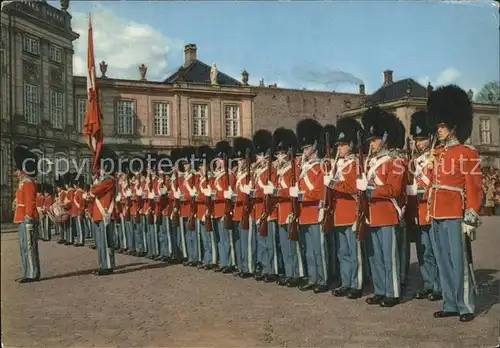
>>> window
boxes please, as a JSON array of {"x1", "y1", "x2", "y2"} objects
[
  {"x1": 192, "y1": 104, "x2": 208, "y2": 137},
  {"x1": 24, "y1": 83, "x2": 39, "y2": 124},
  {"x1": 23, "y1": 35, "x2": 39, "y2": 55},
  {"x1": 153, "y1": 102, "x2": 169, "y2": 136},
  {"x1": 50, "y1": 90, "x2": 64, "y2": 129},
  {"x1": 75, "y1": 98, "x2": 87, "y2": 133},
  {"x1": 117, "y1": 100, "x2": 135, "y2": 135},
  {"x1": 49, "y1": 45, "x2": 62, "y2": 63},
  {"x1": 224, "y1": 105, "x2": 240, "y2": 137},
  {"x1": 480, "y1": 119, "x2": 491, "y2": 144}
]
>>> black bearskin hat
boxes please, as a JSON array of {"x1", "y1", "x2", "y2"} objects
[
  {"x1": 272, "y1": 128, "x2": 297, "y2": 154},
  {"x1": 97, "y1": 145, "x2": 118, "y2": 175},
  {"x1": 63, "y1": 172, "x2": 72, "y2": 186},
  {"x1": 233, "y1": 137, "x2": 254, "y2": 160},
  {"x1": 386, "y1": 114, "x2": 406, "y2": 150},
  {"x1": 130, "y1": 156, "x2": 145, "y2": 175},
  {"x1": 322, "y1": 124, "x2": 337, "y2": 158},
  {"x1": 410, "y1": 110, "x2": 433, "y2": 139},
  {"x1": 196, "y1": 145, "x2": 215, "y2": 170},
  {"x1": 157, "y1": 153, "x2": 172, "y2": 174},
  {"x1": 296, "y1": 119, "x2": 323, "y2": 149},
  {"x1": 14, "y1": 146, "x2": 38, "y2": 176},
  {"x1": 253, "y1": 130, "x2": 273, "y2": 155},
  {"x1": 143, "y1": 152, "x2": 158, "y2": 172},
  {"x1": 336, "y1": 117, "x2": 364, "y2": 151},
  {"x1": 426, "y1": 84, "x2": 473, "y2": 143},
  {"x1": 215, "y1": 140, "x2": 232, "y2": 159},
  {"x1": 76, "y1": 175, "x2": 85, "y2": 189},
  {"x1": 119, "y1": 159, "x2": 129, "y2": 174},
  {"x1": 44, "y1": 184, "x2": 53, "y2": 195},
  {"x1": 362, "y1": 107, "x2": 390, "y2": 141},
  {"x1": 54, "y1": 175, "x2": 64, "y2": 189}
]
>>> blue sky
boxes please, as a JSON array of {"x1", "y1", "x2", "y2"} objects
[{"x1": 54, "y1": 0, "x2": 499, "y2": 94}]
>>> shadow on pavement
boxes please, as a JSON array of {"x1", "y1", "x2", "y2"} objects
[
  {"x1": 474, "y1": 268, "x2": 500, "y2": 316},
  {"x1": 38, "y1": 262, "x2": 147, "y2": 281},
  {"x1": 112, "y1": 261, "x2": 172, "y2": 275}
]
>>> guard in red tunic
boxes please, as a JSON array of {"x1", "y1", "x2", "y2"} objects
[
  {"x1": 232, "y1": 137, "x2": 255, "y2": 277},
  {"x1": 90, "y1": 146, "x2": 118, "y2": 275},
  {"x1": 64, "y1": 173, "x2": 76, "y2": 245},
  {"x1": 73, "y1": 176, "x2": 86, "y2": 246},
  {"x1": 328, "y1": 117, "x2": 364, "y2": 299},
  {"x1": 42, "y1": 184, "x2": 54, "y2": 241},
  {"x1": 170, "y1": 148, "x2": 188, "y2": 261},
  {"x1": 13, "y1": 146, "x2": 40, "y2": 283},
  {"x1": 426, "y1": 85, "x2": 482, "y2": 322},
  {"x1": 406, "y1": 111, "x2": 442, "y2": 301},
  {"x1": 273, "y1": 127, "x2": 303, "y2": 287},
  {"x1": 291, "y1": 119, "x2": 328, "y2": 293},
  {"x1": 36, "y1": 184, "x2": 46, "y2": 241},
  {"x1": 358, "y1": 108, "x2": 406, "y2": 307},
  {"x1": 196, "y1": 146, "x2": 218, "y2": 269},
  {"x1": 55, "y1": 176, "x2": 67, "y2": 244}
]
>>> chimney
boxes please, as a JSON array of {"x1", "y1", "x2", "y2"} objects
[
  {"x1": 383, "y1": 70, "x2": 393, "y2": 87},
  {"x1": 184, "y1": 44, "x2": 197, "y2": 67},
  {"x1": 359, "y1": 84, "x2": 365, "y2": 95}
]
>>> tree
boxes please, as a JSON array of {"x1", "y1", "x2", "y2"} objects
[{"x1": 475, "y1": 81, "x2": 500, "y2": 104}]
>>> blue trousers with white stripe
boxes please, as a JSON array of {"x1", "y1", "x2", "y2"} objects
[
  {"x1": 301, "y1": 223, "x2": 328, "y2": 286},
  {"x1": 216, "y1": 218, "x2": 231, "y2": 267},
  {"x1": 74, "y1": 216, "x2": 85, "y2": 245},
  {"x1": 123, "y1": 220, "x2": 134, "y2": 251},
  {"x1": 335, "y1": 225, "x2": 363, "y2": 290},
  {"x1": 93, "y1": 221, "x2": 115, "y2": 271},
  {"x1": 200, "y1": 220, "x2": 217, "y2": 265},
  {"x1": 186, "y1": 220, "x2": 201, "y2": 263},
  {"x1": 366, "y1": 225, "x2": 400, "y2": 298},
  {"x1": 430, "y1": 219, "x2": 474, "y2": 315},
  {"x1": 177, "y1": 217, "x2": 188, "y2": 259},
  {"x1": 147, "y1": 220, "x2": 159, "y2": 257},
  {"x1": 239, "y1": 220, "x2": 257, "y2": 273},
  {"x1": 259, "y1": 220, "x2": 278, "y2": 275},
  {"x1": 18, "y1": 222, "x2": 41, "y2": 280},
  {"x1": 415, "y1": 224, "x2": 441, "y2": 293},
  {"x1": 279, "y1": 224, "x2": 294, "y2": 279}
]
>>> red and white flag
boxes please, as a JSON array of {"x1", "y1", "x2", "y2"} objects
[{"x1": 82, "y1": 14, "x2": 103, "y2": 173}]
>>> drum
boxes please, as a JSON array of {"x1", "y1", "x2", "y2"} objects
[{"x1": 51, "y1": 203, "x2": 69, "y2": 223}]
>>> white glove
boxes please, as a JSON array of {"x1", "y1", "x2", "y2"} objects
[
  {"x1": 323, "y1": 175, "x2": 333, "y2": 187},
  {"x1": 356, "y1": 174, "x2": 368, "y2": 191},
  {"x1": 202, "y1": 188, "x2": 212, "y2": 197},
  {"x1": 263, "y1": 184, "x2": 275, "y2": 195},
  {"x1": 223, "y1": 190, "x2": 233, "y2": 200},
  {"x1": 160, "y1": 187, "x2": 167, "y2": 195},
  {"x1": 90, "y1": 192, "x2": 95, "y2": 198},
  {"x1": 116, "y1": 193, "x2": 122, "y2": 201},
  {"x1": 189, "y1": 189, "x2": 197, "y2": 198},
  {"x1": 173, "y1": 190, "x2": 182, "y2": 199},
  {"x1": 289, "y1": 185, "x2": 299, "y2": 198},
  {"x1": 240, "y1": 184, "x2": 251, "y2": 195},
  {"x1": 148, "y1": 191, "x2": 155, "y2": 199},
  {"x1": 406, "y1": 185, "x2": 418, "y2": 196},
  {"x1": 136, "y1": 188, "x2": 143, "y2": 196},
  {"x1": 462, "y1": 223, "x2": 476, "y2": 240},
  {"x1": 125, "y1": 188, "x2": 132, "y2": 197},
  {"x1": 82, "y1": 192, "x2": 88, "y2": 200}
]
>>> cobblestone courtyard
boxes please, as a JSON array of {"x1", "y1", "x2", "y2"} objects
[{"x1": 2, "y1": 218, "x2": 500, "y2": 347}]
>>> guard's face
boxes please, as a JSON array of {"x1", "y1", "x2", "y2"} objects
[
  {"x1": 337, "y1": 144, "x2": 349, "y2": 157},
  {"x1": 437, "y1": 124, "x2": 450, "y2": 141},
  {"x1": 369, "y1": 138, "x2": 382, "y2": 153},
  {"x1": 302, "y1": 145, "x2": 313, "y2": 157},
  {"x1": 14, "y1": 169, "x2": 20, "y2": 177},
  {"x1": 256, "y1": 154, "x2": 265, "y2": 163},
  {"x1": 415, "y1": 138, "x2": 430, "y2": 152},
  {"x1": 216, "y1": 158, "x2": 223, "y2": 169}
]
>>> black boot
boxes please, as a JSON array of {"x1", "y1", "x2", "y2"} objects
[
  {"x1": 347, "y1": 289, "x2": 363, "y2": 299},
  {"x1": 459, "y1": 313, "x2": 474, "y2": 322},
  {"x1": 433, "y1": 311, "x2": 459, "y2": 318},
  {"x1": 313, "y1": 285, "x2": 329, "y2": 294},
  {"x1": 414, "y1": 289, "x2": 432, "y2": 300},
  {"x1": 298, "y1": 283, "x2": 316, "y2": 291},
  {"x1": 331, "y1": 286, "x2": 351, "y2": 297},
  {"x1": 365, "y1": 295, "x2": 384, "y2": 305},
  {"x1": 428, "y1": 292, "x2": 443, "y2": 301},
  {"x1": 380, "y1": 297, "x2": 400, "y2": 307}
]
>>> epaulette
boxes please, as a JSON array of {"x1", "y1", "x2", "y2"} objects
[{"x1": 464, "y1": 144, "x2": 478, "y2": 153}]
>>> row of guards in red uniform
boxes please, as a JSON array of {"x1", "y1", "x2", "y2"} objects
[{"x1": 16, "y1": 85, "x2": 481, "y2": 322}]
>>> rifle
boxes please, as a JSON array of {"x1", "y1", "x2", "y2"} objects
[
  {"x1": 355, "y1": 131, "x2": 370, "y2": 241},
  {"x1": 124, "y1": 174, "x2": 131, "y2": 220},
  {"x1": 259, "y1": 150, "x2": 273, "y2": 237},
  {"x1": 171, "y1": 169, "x2": 181, "y2": 228},
  {"x1": 240, "y1": 148, "x2": 252, "y2": 230},
  {"x1": 204, "y1": 166, "x2": 214, "y2": 232},
  {"x1": 187, "y1": 169, "x2": 196, "y2": 231},
  {"x1": 288, "y1": 147, "x2": 299, "y2": 241},
  {"x1": 405, "y1": 136, "x2": 418, "y2": 242},
  {"x1": 322, "y1": 132, "x2": 335, "y2": 233},
  {"x1": 223, "y1": 153, "x2": 234, "y2": 230}
]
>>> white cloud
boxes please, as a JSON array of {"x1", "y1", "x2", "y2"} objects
[
  {"x1": 435, "y1": 67, "x2": 462, "y2": 85},
  {"x1": 71, "y1": 3, "x2": 182, "y2": 81}
]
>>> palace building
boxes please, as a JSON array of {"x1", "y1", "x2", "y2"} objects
[{"x1": 1, "y1": 0, "x2": 498, "y2": 222}]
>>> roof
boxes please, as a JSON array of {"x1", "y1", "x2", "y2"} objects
[
  {"x1": 367, "y1": 78, "x2": 427, "y2": 103},
  {"x1": 163, "y1": 60, "x2": 242, "y2": 86}
]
